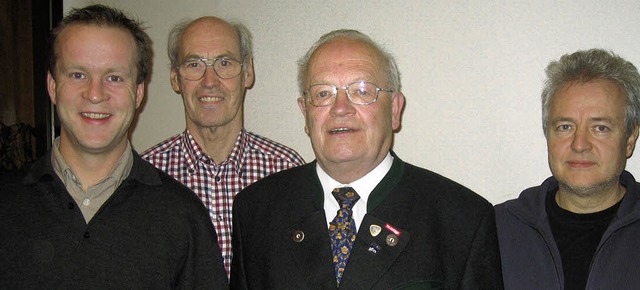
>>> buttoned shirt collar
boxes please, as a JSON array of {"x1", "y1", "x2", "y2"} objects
[
  {"x1": 182, "y1": 129, "x2": 246, "y2": 175},
  {"x1": 50, "y1": 137, "x2": 133, "y2": 222},
  {"x1": 318, "y1": 152, "x2": 394, "y2": 230},
  {"x1": 141, "y1": 129, "x2": 305, "y2": 277},
  {"x1": 51, "y1": 137, "x2": 133, "y2": 187}
]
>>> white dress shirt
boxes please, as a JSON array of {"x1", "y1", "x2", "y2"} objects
[{"x1": 317, "y1": 152, "x2": 393, "y2": 232}]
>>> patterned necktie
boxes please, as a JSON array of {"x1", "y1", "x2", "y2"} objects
[{"x1": 329, "y1": 187, "x2": 360, "y2": 286}]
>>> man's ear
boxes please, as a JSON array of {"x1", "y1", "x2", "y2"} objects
[
  {"x1": 47, "y1": 71, "x2": 58, "y2": 104},
  {"x1": 135, "y1": 82, "x2": 145, "y2": 109},
  {"x1": 626, "y1": 126, "x2": 639, "y2": 158},
  {"x1": 297, "y1": 97, "x2": 310, "y2": 136},
  {"x1": 391, "y1": 91, "x2": 405, "y2": 131},
  {"x1": 170, "y1": 68, "x2": 181, "y2": 94},
  {"x1": 243, "y1": 58, "x2": 255, "y2": 89},
  {"x1": 297, "y1": 97, "x2": 307, "y2": 114}
]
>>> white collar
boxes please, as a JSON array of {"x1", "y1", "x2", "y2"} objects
[{"x1": 317, "y1": 152, "x2": 394, "y2": 228}]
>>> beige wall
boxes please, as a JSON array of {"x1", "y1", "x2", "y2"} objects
[{"x1": 64, "y1": 0, "x2": 640, "y2": 204}]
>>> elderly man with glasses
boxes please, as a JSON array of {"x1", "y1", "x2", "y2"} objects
[
  {"x1": 230, "y1": 29, "x2": 503, "y2": 289},
  {"x1": 141, "y1": 16, "x2": 305, "y2": 278}
]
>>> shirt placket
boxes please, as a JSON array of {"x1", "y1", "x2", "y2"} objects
[{"x1": 208, "y1": 162, "x2": 234, "y2": 275}]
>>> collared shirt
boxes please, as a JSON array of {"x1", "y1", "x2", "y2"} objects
[
  {"x1": 141, "y1": 129, "x2": 305, "y2": 276},
  {"x1": 51, "y1": 137, "x2": 133, "y2": 223},
  {"x1": 318, "y1": 152, "x2": 393, "y2": 231}
]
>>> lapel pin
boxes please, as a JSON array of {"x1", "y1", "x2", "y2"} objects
[
  {"x1": 384, "y1": 223, "x2": 401, "y2": 236},
  {"x1": 370, "y1": 224, "x2": 382, "y2": 237},
  {"x1": 292, "y1": 230, "x2": 305, "y2": 242},
  {"x1": 386, "y1": 234, "x2": 398, "y2": 247},
  {"x1": 368, "y1": 243, "x2": 381, "y2": 255}
]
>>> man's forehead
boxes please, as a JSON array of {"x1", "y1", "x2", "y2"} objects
[
  {"x1": 307, "y1": 38, "x2": 385, "y2": 83},
  {"x1": 59, "y1": 23, "x2": 133, "y2": 43},
  {"x1": 314, "y1": 38, "x2": 381, "y2": 60},
  {"x1": 182, "y1": 18, "x2": 239, "y2": 49},
  {"x1": 57, "y1": 24, "x2": 137, "y2": 59}
]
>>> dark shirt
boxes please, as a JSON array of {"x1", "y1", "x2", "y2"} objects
[
  {"x1": 547, "y1": 191, "x2": 620, "y2": 290},
  {"x1": 0, "y1": 151, "x2": 228, "y2": 289}
]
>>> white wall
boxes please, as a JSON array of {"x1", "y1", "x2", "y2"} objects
[{"x1": 64, "y1": 0, "x2": 640, "y2": 204}]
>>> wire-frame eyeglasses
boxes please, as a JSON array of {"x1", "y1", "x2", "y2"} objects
[
  {"x1": 177, "y1": 57, "x2": 243, "y2": 80},
  {"x1": 303, "y1": 81, "x2": 394, "y2": 107}
]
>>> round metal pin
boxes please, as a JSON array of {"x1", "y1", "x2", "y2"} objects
[
  {"x1": 292, "y1": 230, "x2": 305, "y2": 242},
  {"x1": 386, "y1": 234, "x2": 398, "y2": 246}
]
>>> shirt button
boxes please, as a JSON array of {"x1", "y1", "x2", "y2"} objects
[
  {"x1": 217, "y1": 216, "x2": 223, "y2": 222},
  {"x1": 215, "y1": 176, "x2": 221, "y2": 182},
  {"x1": 84, "y1": 231, "x2": 90, "y2": 238},
  {"x1": 82, "y1": 198, "x2": 90, "y2": 206}
]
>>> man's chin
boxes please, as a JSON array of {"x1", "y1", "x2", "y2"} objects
[{"x1": 559, "y1": 178, "x2": 618, "y2": 198}]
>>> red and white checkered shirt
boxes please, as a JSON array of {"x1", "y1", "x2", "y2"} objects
[{"x1": 141, "y1": 129, "x2": 305, "y2": 277}]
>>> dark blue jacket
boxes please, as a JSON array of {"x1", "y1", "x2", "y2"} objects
[{"x1": 495, "y1": 171, "x2": 640, "y2": 289}]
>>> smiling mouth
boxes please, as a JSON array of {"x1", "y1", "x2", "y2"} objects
[
  {"x1": 330, "y1": 128, "x2": 353, "y2": 134},
  {"x1": 81, "y1": 112, "x2": 110, "y2": 119},
  {"x1": 199, "y1": 96, "x2": 222, "y2": 102}
]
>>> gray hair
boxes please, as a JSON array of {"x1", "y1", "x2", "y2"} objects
[
  {"x1": 541, "y1": 48, "x2": 640, "y2": 138},
  {"x1": 296, "y1": 29, "x2": 401, "y2": 96},
  {"x1": 167, "y1": 17, "x2": 253, "y2": 69}
]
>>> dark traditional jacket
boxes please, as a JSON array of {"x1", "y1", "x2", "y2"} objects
[
  {"x1": 495, "y1": 171, "x2": 640, "y2": 289},
  {"x1": 0, "y1": 151, "x2": 228, "y2": 289},
  {"x1": 231, "y1": 155, "x2": 502, "y2": 289}
]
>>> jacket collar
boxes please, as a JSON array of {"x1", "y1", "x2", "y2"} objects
[{"x1": 504, "y1": 170, "x2": 640, "y2": 228}]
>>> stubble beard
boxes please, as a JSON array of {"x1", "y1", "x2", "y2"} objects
[{"x1": 558, "y1": 175, "x2": 620, "y2": 199}]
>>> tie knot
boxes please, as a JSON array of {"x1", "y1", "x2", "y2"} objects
[{"x1": 332, "y1": 187, "x2": 360, "y2": 208}]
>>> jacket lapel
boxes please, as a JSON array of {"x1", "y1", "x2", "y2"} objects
[
  {"x1": 286, "y1": 210, "x2": 337, "y2": 289},
  {"x1": 339, "y1": 214, "x2": 410, "y2": 289}
]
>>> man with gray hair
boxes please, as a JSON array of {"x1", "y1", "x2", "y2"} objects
[
  {"x1": 496, "y1": 49, "x2": 640, "y2": 289},
  {"x1": 142, "y1": 16, "x2": 304, "y2": 277},
  {"x1": 231, "y1": 29, "x2": 502, "y2": 289}
]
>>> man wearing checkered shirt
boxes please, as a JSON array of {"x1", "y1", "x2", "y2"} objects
[{"x1": 141, "y1": 16, "x2": 304, "y2": 278}]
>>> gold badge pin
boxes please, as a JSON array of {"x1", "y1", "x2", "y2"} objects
[
  {"x1": 370, "y1": 224, "x2": 382, "y2": 237},
  {"x1": 292, "y1": 230, "x2": 305, "y2": 242},
  {"x1": 386, "y1": 234, "x2": 398, "y2": 247}
]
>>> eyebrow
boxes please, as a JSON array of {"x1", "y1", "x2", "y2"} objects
[
  {"x1": 590, "y1": 117, "x2": 615, "y2": 123},
  {"x1": 181, "y1": 54, "x2": 205, "y2": 61},
  {"x1": 550, "y1": 117, "x2": 614, "y2": 124},
  {"x1": 308, "y1": 78, "x2": 378, "y2": 86},
  {"x1": 181, "y1": 52, "x2": 238, "y2": 61},
  {"x1": 61, "y1": 63, "x2": 133, "y2": 75}
]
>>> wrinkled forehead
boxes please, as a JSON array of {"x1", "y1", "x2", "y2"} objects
[
  {"x1": 306, "y1": 38, "x2": 387, "y2": 84},
  {"x1": 180, "y1": 18, "x2": 240, "y2": 59}
]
